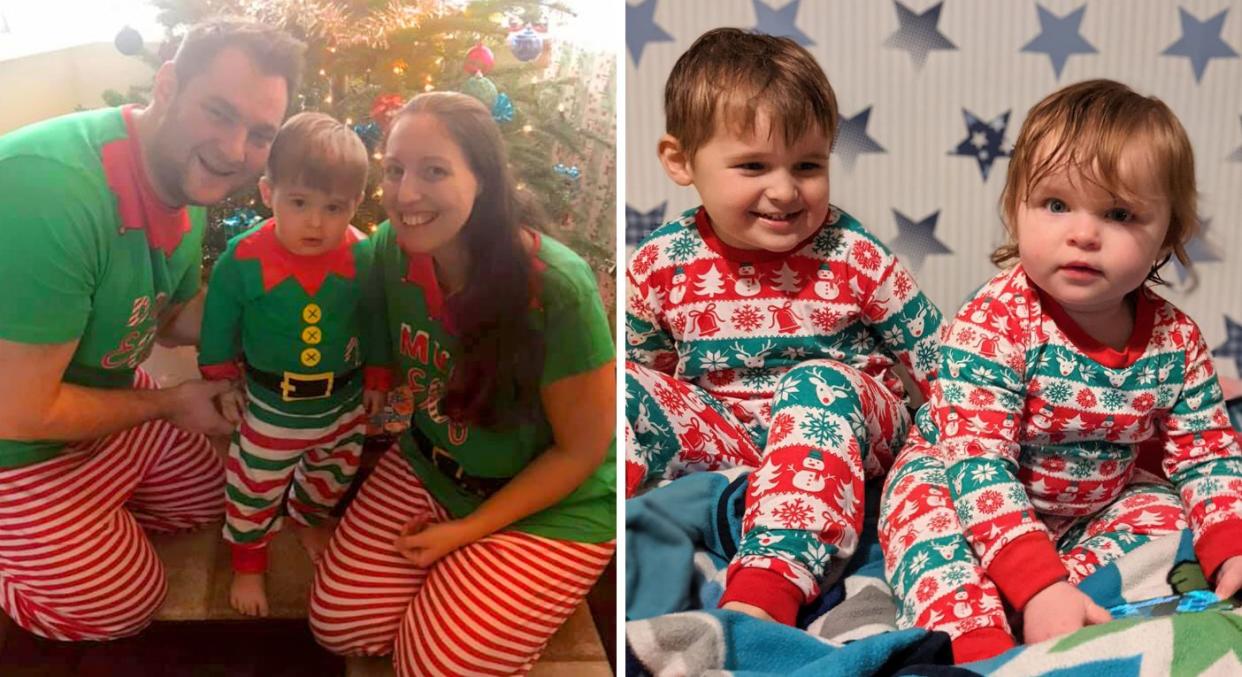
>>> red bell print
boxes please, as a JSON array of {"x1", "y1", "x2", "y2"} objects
[
  {"x1": 689, "y1": 302, "x2": 723, "y2": 337},
  {"x1": 768, "y1": 301, "x2": 802, "y2": 334},
  {"x1": 679, "y1": 418, "x2": 708, "y2": 456},
  {"x1": 977, "y1": 335, "x2": 999, "y2": 358}
]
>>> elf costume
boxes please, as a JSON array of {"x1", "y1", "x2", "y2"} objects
[
  {"x1": 879, "y1": 264, "x2": 1242, "y2": 661},
  {"x1": 0, "y1": 105, "x2": 223, "y2": 640},
  {"x1": 199, "y1": 219, "x2": 391, "y2": 574},
  {"x1": 625, "y1": 205, "x2": 942, "y2": 624},
  {"x1": 306, "y1": 222, "x2": 615, "y2": 674}
]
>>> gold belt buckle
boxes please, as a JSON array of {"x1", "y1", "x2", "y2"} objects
[
  {"x1": 280, "y1": 371, "x2": 334, "y2": 402},
  {"x1": 431, "y1": 445, "x2": 466, "y2": 480}
]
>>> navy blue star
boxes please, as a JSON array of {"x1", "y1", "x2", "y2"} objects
[
  {"x1": 833, "y1": 107, "x2": 886, "y2": 172},
  {"x1": 752, "y1": 0, "x2": 814, "y2": 47},
  {"x1": 1021, "y1": 4, "x2": 1097, "y2": 79},
  {"x1": 950, "y1": 109, "x2": 1011, "y2": 181},
  {"x1": 1161, "y1": 7, "x2": 1238, "y2": 82},
  {"x1": 889, "y1": 210, "x2": 951, "y2": 272},
  {"x1": 884, "y1": 0, "x2": 956, "y2": 69},
  {"x1": 1212, "y1": 315, "x2": 1242, "y2": 376},
  {"x1": 627, "y1": 0, "x2": 674, "y2": 66},
  {"x1": 1230, "y1": 115, "x2": 1242, "y2": 162},
  {"x1": 1169, "y1": 219, "x2": 1222, "y2": 285},
  {"x1": 626, "y1": 202, "x2": 667, "y2": 246}
]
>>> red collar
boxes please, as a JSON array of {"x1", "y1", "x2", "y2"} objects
[
  {"x1": 234, "y1": 219, "x2": 359, "y2": 296},
  {"x1": 403, "y1": 229, "x2": 547, "y2": 335},
  {"x1": 1035, "y1": 282, "x2": 1155, "y2": 369},
  {"x1": 100, "y1": 105, "x2": 192, "y2": 256}
]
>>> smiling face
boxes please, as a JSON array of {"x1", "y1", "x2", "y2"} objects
[
  {"x1": 664, "y1": 106, "x2": 831, "y2": 253},
  {"x1": 148, "y1": 46, "x2": 289, "y2": 206},
  {"x1": 380, "y1": 112, "x2": 480, "y2": 261},
  {"x1": 1016, "y1": 142, "x2": 1171, "y2": 319},
  {"x1": 260, "y1": 178, "x2": 361, "y2": 256}
]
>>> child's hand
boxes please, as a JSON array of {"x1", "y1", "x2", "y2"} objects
[
  {"x1": 721, "y1": 601, "x2": 776, "y2": 623},
  {"x1": 363, "y1": 389, "x2": 387, "y2": 417},
  {"x1": 1214, "y1": 556, "x2": 1242, "y2": 601},
  {"x1": 218, "y1": 387, "x2": 246, "y2": 426},
  {"x1": 393, "y1": 516, "x2": 480, "y2": 567},
  {"x1": 1023, "y1": 581, "x2": 1111, "y2": 644}
]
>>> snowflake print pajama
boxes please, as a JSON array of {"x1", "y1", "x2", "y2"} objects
[
  {"x1": 878, "y1": 265, "x2": 1242, "y2": 660},
  {"x1": 625, "y1": 206, "x2": 942, "y2": 623}
]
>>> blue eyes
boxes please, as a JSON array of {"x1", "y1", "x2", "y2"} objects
[{"x1": 1043, "y1": 199, "x2": 1133, "y2": 222}]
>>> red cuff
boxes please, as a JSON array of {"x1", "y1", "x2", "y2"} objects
[
  {"x1": 987, "y1": 532, "x2": 1069, "y2": 610},
  {"x1": 200, "y1": 362, "x2": 242, "y2": 381},
  {"x1": 952, "y1": 627, "x2": 1016, "y2": 664},
  {"x1": 718, "y1": 567, "x2": 803, "y2": 626},
  {"x1": 364, "y1": 366, "x2": 394, "y2": 392},
  {"x1": 1194, "y1": 520, "x2": 1242, "y2": 580},
  {"x1": 231, "y1": 543, "x2": 268, "y2": 573}
]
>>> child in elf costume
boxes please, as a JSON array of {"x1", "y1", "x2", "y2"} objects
[
  {"x1": 198, "y1": 112, "x2": 391, "y2": 617},
  {"x1": 624, "y1": 28, "x2": 942, "y2": 626},
  {"x1": 878, "y1": 80, "x2": 1242, "y2": 663}
]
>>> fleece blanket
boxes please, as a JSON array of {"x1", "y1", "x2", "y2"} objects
[{"x1": 625, "y1": 470, "x2": 1242, "y2": 676}]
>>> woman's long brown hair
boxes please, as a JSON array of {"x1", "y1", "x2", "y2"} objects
[{"x1": 392, "y1": 92, "x2": 545, "y2": 429}]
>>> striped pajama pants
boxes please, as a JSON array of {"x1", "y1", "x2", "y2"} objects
[
  {"x1": 0, "y1": 369, "x2": 223, "y2": 641},
  {"x1": 224, "y1": 386, "x2": 366, "y2": 570},
  {"x1": 309, "y1": 446, "x2": 615, "y2": 676}
]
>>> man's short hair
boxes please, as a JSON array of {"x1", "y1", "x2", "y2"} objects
[
  {"x1": 665, "y1": 27, "x2": 838, "y2": 159},
  {"x1": 173, "y1": 18, "x2": 306, "y2": 106}
]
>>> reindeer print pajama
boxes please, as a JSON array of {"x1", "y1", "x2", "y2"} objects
[
  {"x1": 625, "y1": 206, "x2": 942, "y2": 623},
  {"x1": 879, "y1": 265, "x2": 1242, "y2": 657}
]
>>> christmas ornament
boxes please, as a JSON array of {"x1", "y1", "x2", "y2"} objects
[
  {"x1": 553, "y1": 163, "x2": 581, "y2": 181},
  {"x1": 352, "y1": 121, "x2": 382, "y2": 151},
  {"x1": 114, "y1": 26, "x2": 143, "y2": 56},
  {"x1": 222, "y1": 208, "x2": 261, "y2": 233},
  {"x1": 491, "y1": 93, "x2": 515, "y2": 123},
  {"x1": 507, "y1": 25, "x2": 543, "y2": 62},
  {"x1": 460, "y1": 74, "x2": 498, "y2": 108},
  {"x1": 370, "y1": 93, "x2": 405, "y2": 131},
  {"x1": 463, "y1": 42, "x2": 494, "y2": 75}
]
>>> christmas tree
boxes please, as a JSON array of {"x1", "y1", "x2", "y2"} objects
[{"x1": 104, "y1": 0, "x2": 615, "y2": 307}]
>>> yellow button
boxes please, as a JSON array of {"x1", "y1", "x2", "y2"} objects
[
  {"x1": 300, "y1": 348, "x2": 321, "y2": 367},
  {"x1": 302, "y1": 303, "x2": 322, "y2": 324},
  {"x1": 301, "y1": 326, "x2": 323, "y2": 344}
]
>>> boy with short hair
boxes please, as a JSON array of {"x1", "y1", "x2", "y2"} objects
[
  {"x1": 199, "y1": 111, "x2": 391, "y2": 617},
  {"x1": 625, "y1": 27, "x2": 942, "y2": 625}
]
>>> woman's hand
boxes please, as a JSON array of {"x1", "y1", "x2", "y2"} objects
[
  {"x1": 393, "y1": 515, "x2": 481, "y2": 567},
  {"x1": 1023, "y1": 580, "x2": 1111, "y2": 644}
]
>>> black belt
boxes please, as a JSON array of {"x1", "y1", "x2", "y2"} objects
[
  {"x1": 245, "y1": 363, "x2": 359, "y2": 402},
  {"x1": 411, "y1": 426, "x2": 509, "y2": 499}
]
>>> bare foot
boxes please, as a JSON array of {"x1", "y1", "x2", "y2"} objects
[
  {"x1": 230, "y1": 572, "x2": 269, "y2": 617},
  {"x1": 292, "y1": 521, "x2": 337, "y2": 563}
]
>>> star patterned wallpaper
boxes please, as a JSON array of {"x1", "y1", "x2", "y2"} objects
[{"x1": 626, "y1": 0, "x2": 1242, "y2": 379}]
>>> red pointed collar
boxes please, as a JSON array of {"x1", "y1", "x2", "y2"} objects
[
  {"x1": 100, "y1": 105, "x2": 192, "y2": 256},
  {"x1": 234, "y1": 219, "x2": 359, "y2": 296},
  {"x1": 403, "y1": 229, "x2": 547, "y2": 335}
]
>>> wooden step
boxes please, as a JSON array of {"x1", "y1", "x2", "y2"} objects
[{"x1": 150, "y1": 525, "x2": 610, "y2": 673}]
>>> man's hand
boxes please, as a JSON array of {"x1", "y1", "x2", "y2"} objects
[
  {"x1": 165, "y1": 379, "x2": 236, "y2": 436},
  {"x1": 1023, "y1": 581, "x2": 1111, "y2": 644},
  {"x1": 218, "y1": 386, "x2": 246, "y2": 427}
]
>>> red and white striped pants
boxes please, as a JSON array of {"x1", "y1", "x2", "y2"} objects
[
  {"x1": 309, "y1": 446, "x2": 615, "y2": 676},
  {"x1": 0, "y1": 369, "x2": 224, "y2": 641}
]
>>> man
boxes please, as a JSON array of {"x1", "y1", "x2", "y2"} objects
[{"x1": 0, "y1": 19, "x2": 304, "y2": 641}]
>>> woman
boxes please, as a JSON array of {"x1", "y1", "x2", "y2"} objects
[{"x1": 308, "y1": 91, "x2": 616, "y2": 676}]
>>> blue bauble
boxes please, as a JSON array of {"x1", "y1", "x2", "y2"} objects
[
  {"x1": 460, "y1": 74, "x2": 498, "y2": 108},
  {"x1": 507, "y1": 26, "x2": 543, "y2": 62}
]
